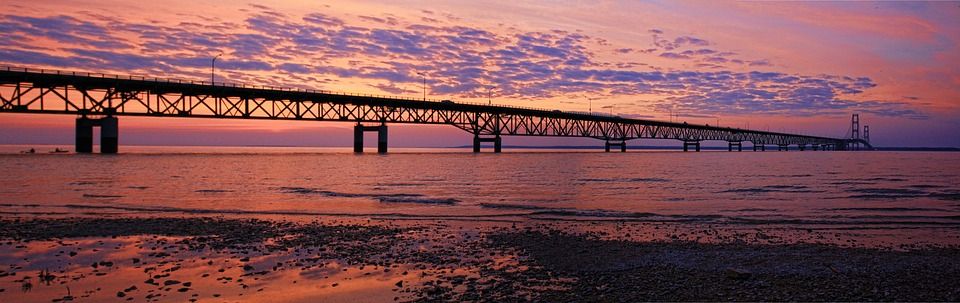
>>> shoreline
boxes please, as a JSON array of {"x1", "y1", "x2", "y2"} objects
[{"x1": 1, "y1": 216, "x2": 958, "y2": 301}]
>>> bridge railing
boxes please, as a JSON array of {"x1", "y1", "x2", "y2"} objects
[
  {"x1": 2, "y1": 66, "x2": 841, "y2": 140},
  {"x1": 2, "y1": 65, "x2": 625, "y2": 118},
  {"x1": 1, "y1": 66, "x2": 849, "y2": 142}
]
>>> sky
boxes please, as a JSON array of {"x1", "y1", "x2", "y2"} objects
[{"x1": 0, "y1": 0, "x2": 958, "y2": 147}]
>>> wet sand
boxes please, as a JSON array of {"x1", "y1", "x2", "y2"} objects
[{"x1": 1, "y1": 216, "x2": 959, "y2": 302}]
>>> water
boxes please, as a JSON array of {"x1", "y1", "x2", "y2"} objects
[
  {"x1": 2, "y1": 145, "x2": 960, "y2": 302},
  {"x1": 1, "y1": 145, "x2": 958, "y2": 229}
]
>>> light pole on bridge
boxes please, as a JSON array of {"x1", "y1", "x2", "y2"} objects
[
  {"x1": 487, "y1": 86, "x2": 494, "y2": 105},
  {"x1": 416, "y1": 72, "x2": 426, "y2": 101},
  {"x1": 586, "y1": 97, "x2": 600, "y2": 114},
  {"x1": 211, "y1": 53, "x2": 223, "y2": 85}
]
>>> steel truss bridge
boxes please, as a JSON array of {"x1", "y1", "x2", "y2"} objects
[{"x1": 0, "y1": 67, "x2": 871, "y2": 153}]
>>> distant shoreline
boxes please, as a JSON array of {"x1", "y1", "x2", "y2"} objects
[
  {"x1": 1, "y1": 143, "x2": 957, "y2": 152},
  {"x1": 455, "y1": 145, "x2": 960, "y2": 152}
]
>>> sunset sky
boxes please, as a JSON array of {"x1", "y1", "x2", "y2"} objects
[{"x1": 1, "y1": 0, "x2": 958, "y2": 147}]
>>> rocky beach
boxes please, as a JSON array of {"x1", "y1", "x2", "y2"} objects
[{"x1": 1, "y1": 215, "x2": 958, "y2": 302}]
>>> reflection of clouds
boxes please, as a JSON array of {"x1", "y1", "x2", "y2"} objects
[
  {"x1": 0, "y1": 7, "x2": 923, "y2": 119},
  {"x1": 0, "y1": 238, "x2": 145, "y2": 272}
]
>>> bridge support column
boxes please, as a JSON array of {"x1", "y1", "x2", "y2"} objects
[
  {"x1": 354, "y1": 123, "x2": 388, "y2": 153},
  {"x1": 778, "y1": 144, "x2": 788, "y2": 151},
  {"x1": 75, "y1": 118, "x2": 94, "y2": 153},
  {"x1": 812, "y1": 145, "x2": 819, "y2": 151},
  {"x1": 473, "y1": 134, "x2": 481, "y2": 153},
  {"x1": 100, "y1": 116, "x2": 118, "y2": 154},
  {"x1": 76, "y1": 117, "x2": 119, "y2": 154},
  {"x1": 604, "y1": 140, "x2": 626, "y2": 152},
  {"x1": 377, "y1": 124, "x2": 388, "y2": 154},
  {"x1": 728, "y1": 141, "x2": 742, "y2": 152},
  {"x1": 752, "y1": 143, "x2": 765, "y2": 152},
  {"x1": 354, "y1": 124, "x2": 364, "y2": 153},
  {"x1": 683, "y1": 140, "x2": 700, "y2": 152},
  {"x1": 473, "y1": 135, "x2": 502, "y2": 153},
  {"x1": 798, "y1": 144, "x2": 806, "y2": 151}
]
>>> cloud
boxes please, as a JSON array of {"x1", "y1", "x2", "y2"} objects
[
  {"x1": 674, "y1": 36, "x2": 709, "y2": 46},
  {"x1": 659, "y1": 52, "x2": 690, "y2": 59},
  {"x1": 0, "y1": 10, "x2": 924, "y2": 120},
  {"x1": 680, "y1": 49, "x2": 717, "y2": 56}
]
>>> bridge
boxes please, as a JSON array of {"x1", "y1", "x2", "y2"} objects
[{"x1": 0, "y1": 67, "x2": 873, "y2": 153}]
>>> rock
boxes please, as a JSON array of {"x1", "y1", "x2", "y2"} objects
[
  {"x1": 395, "y1": 281, "x2": 403, "y2": 288},
  {"x1": 725, "y1": 268, "x2": 752, "y2": 280},
  {"x1": 116, "y1": 291, "x2": 125, "y2": 297}
]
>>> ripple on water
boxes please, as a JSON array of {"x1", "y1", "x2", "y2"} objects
[
  {"x1": 821, "y1": 207, "x2": 950, "y2": 212},
  {"x1": 575, "y1": 177, "x2": 671, "y2": 183},
  {"x1": 719, "y1": 185, "x2": 822, "y2": 194},
  {"x1": 845, "y1": 188, "x2": 928, "y2": 199},
  {"x1": 194, "y1": 189, "x2": 235, "y2": 193},
  {"x1": 277, "y1": 187, "x2": 459, "y2": 205},
  {"x1": 82, "y1": 194, "x2": 124, "y2": 199}
]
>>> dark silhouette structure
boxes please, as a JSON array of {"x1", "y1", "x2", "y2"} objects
[{"x1": 0, "y1": 67, "x2": 872, "y2": 153}]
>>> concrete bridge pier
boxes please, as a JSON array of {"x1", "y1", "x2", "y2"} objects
[
  {"x1": 728, "y1": 141, "x2": 742, "y2": 152},
  {"x1": 604, "y1": 140, "x2": 626, "y2": 152},
  {"x1": 752, "y1": 143, "x2": 765, "y2": 151},
  {"x1": 75, "y1": 118, "x2": 94, "y2": 153},
  {"x1": 473, "y1": 134, "x2": 502, "y2": 153},
  {"x1": 101, "y1": 117, "x2": 118, "y2": 154},
  {"x1": 777, "y1": 144, "x2": 789, "y2": 151},
  {"x1": 812, "y1": 145, "x2": 819, "y2": 151},
  {"x1": 75, "y1": 116, "x2": 118, "y2": 154},
  {"x1": 682, "y1": 140, "x2": 700, "y2": 152},
  {"x1": 354, "y1": 123, "x2": 388, "y2": 153},
  {"x1": 798, "y1": 144, "x2": 806, "y2": 151},
  {"x1": 378, "y1": 125, "x2": 388, "y2": 153}
]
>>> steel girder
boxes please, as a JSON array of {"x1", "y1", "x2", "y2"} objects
[{"x1": 0, "y1": 69, "x2": 845, "y2": 147}]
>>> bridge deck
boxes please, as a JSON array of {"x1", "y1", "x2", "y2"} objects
[{"x1": 0, "y1": 67, "x2": 853, "y2": 149}]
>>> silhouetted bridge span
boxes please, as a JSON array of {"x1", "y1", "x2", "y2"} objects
[{"x1": 0, "y1": 67, "x2": 872, "y2": 153}]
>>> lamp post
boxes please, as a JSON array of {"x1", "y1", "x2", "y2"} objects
[
  {"x1": 211, "y1": 53, "x2": 223, "y2": 85},
  {"x1": 416, "y1": 72, "x2": 426, "y2": 101},
  {"x1": 487, "y1": 86, "x2": 493, "y2": 105},
  {"x1": 586, "y1": 97, "x2": 599, "y2": 114}
]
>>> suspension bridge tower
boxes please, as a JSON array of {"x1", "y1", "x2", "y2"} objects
[
  {"x1": 851, "y1": 114, "x2": 860, "y2": 150},
  {"x1": 864, "y1": 125, "x2": 870, "y2": 146}
]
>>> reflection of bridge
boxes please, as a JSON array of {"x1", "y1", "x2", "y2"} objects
[{"x1": 0, "y1": 67, "x2": 872, "y2": 153}]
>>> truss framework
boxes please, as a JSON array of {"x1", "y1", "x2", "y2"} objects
[{"x1": 0, "y1": 69, "x2": 850, "y2": 147}]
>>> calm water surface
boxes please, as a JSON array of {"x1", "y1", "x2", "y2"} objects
[
  {"x1": 1, "y1": 145, "x2": 958, "y2": 228},
  {"x1": 2, "y1": 145, "x2": 960, "y2": 302}
]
